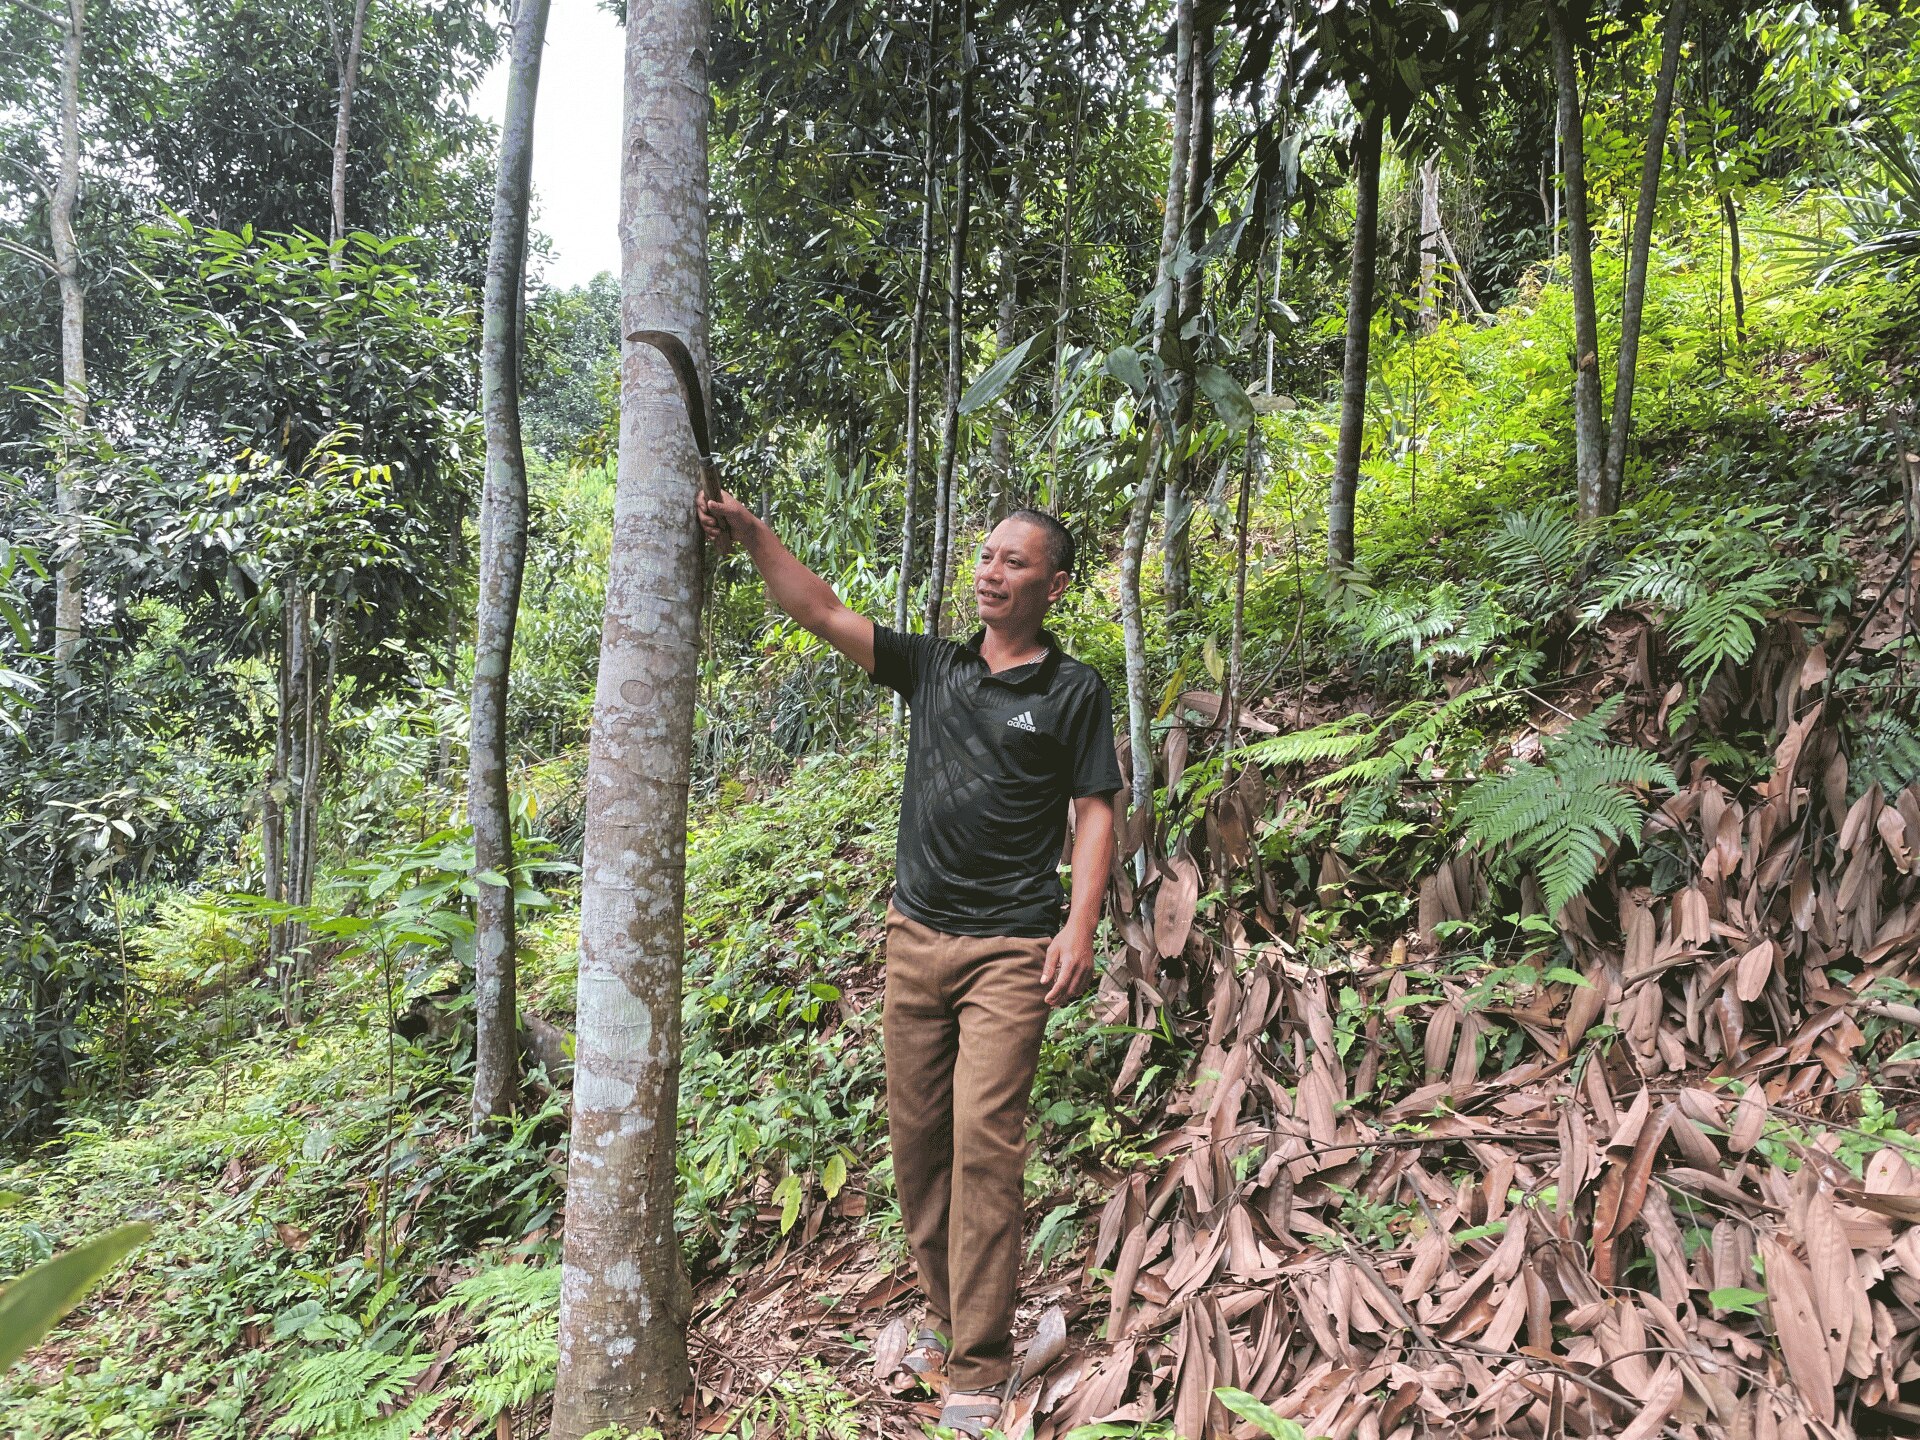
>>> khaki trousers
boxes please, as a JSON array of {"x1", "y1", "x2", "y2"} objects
[{"x1": 883, "y1": 903, "x2": 1052, "y2": 1391}]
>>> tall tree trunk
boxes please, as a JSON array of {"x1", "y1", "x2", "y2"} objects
[
  {"x1": 1049, "y1": 83, "x2": 1084, "y2": 494},
  {"x1": 925, "y1": 0, "x2": 971, "y2": 637},
  {"x1": 1548, "y1": 0, "x2": 1609, "y2": 519},
  {"x1": 1601, "y1": 0, "x2": 1686, "y2": 514},
  {"x1": 1417, "y1": 156, "x2": 1441, "y2": 331},
  {"x1": 50, "y1": 0, "x2": 86, "y2": 745},
  {"x1": 548, "y1": 0, "x2": 705, "y2": 1427},
  {"x1": 1327, "y1": 108, "x2": 1382, "y2": 569},
  {"x1": 1225, "y1": 431, "x2": 1256, "y2": 775},
  {"x1": 1164, "y1": 17, "x2": 1212, "y2": 613},
  {"x1": 1120, "y1": 0, "x2": 1193, "y2": 872},
  {"x1": 1150, "y1": 0, "x2": 1194, "y2": 352},
  {"x1": 469, "y1": 0, "x2": 551, "y2": 1132},
  {"x1": 986, "y1": 162, "x2": 1023, "y2": 524},
  {"x1": 1721, "y1": 187, "x2": 1746, "y2": 347},
  {"x1": 893, "y1": 2, "x2": 940, "y2": 656},
  {"x1": 329, "y1": 0, "x2": 372, "y2": 251},
  {"x1": 279, "y1": 584, "x2": 310, "y2": 1022}
]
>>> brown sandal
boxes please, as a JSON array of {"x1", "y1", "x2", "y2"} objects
[
  {"x1": 936, "y1": 1390, "x2": 1005, "y2": 1438},
  {"x1": 902, "y1": 1326, "x2": 949, "y2": 1377}
]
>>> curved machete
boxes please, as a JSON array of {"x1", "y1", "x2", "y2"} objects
[{"x1": 626, "y1": 327, "x2": 723, "y2": 503}]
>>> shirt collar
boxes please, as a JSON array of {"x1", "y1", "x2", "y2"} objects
[{"x1": 963, "y1": 628, "x2": 1062, "y2": 691}]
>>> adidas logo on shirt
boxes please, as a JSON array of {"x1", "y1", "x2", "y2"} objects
[{"x1": 1006, "y1": 710, "x2": 1037, "y2": 732}]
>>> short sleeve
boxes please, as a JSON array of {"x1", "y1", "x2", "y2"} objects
[
  {"x1": 1064, "y1": 677, "x2": 1124, "y2": 798},
  {"x1": 870, "y1": 624, "x2": 937, "y2": 700}
]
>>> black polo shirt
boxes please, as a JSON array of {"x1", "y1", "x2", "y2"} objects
[{"x1": 869, "y1": 624, "x2": 1124, "y2": 938}]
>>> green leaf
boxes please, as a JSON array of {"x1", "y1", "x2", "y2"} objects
[
  {"x1": 958, "y1": 332, "x2": 1040, "y2": 415},
  {"x1": 0, "y1": 1192, "x2": 24, "y2": 1211},
  {"x1": 0, "y1": 1223, "x2": 151, "y2": 1373},
  {"x1": 1544, "y1": 967, "x2": 1591, "y2": 988},
  {"x1": 1104, "y1": 345, "x2": 1147, "y2": 394},
  {"x1": 822, "y1": 1153, "x2": 847, "y2": 1201},
  {"x1": 473, "y1": 869, "x2": 510, "y2": 888},
  {"x1": 1215, "y1": 1387, "x2": 1307, "y2": 1438},
  {"x1": 773, "y1": 1174, "x2": 803, "y2": 1235},
  {"x1": 1195, "y1": 364, "x2": 1254, "y2": 432},
  {"x1": 1710, "y1": 1286, "x2": 1768, "y2": 1317}
]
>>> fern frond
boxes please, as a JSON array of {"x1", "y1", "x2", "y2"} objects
[{"x1": 1457, "y1": 699, "x2": 1675, "y2": 916}]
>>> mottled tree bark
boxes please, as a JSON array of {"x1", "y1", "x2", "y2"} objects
[
  {"x1": 469, "y1": 0, "x2": 552, "y2": 1132},
  {"x1": 1328, "y1": 108, "x2": 1382, "y2": 568},
  {"x1": 50, "y1": 0, "x2": 86, "y2": 743},
  {"x1": 986, "y1": 162, "x2": 1023, "y2": 524},
  {"x1": 1150, "y1": 0, "x2": 1194, "y2": 353},
  {"x1": 1548, "y1": 0, "x2": 1608, "y2": 520},
  {"x1": 893, "y1": 1, "x2": 940, "y2": 666},
  {"x1": 1417, "y1": 156, "x2": 1441, "y2": 331},
  {"x1": 1163, "y1": 17, "x2": 1211, "y2": 612},
  {"x1": 329, "y1": 0, "x2": 371, "y2": 251},
  {"x1": 1601, "y1": 0, "x2": 1687, "y2": 514},
  {"x1": 926, "y1": 0, "x2": 971, "y2": 637},
  {"x1": 1049, "y1": 83, "x2": 1084, "y2": 490},
  {"x1": 1119, "y1": 0, "x2": 1193, "y2": 871},
  {"x1": 548, "y1": 0, "x2": 705, "y2": 1428}
]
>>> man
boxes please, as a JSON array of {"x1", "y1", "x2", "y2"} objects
[{"x1": 697, "y1": 489, "x2": 1121, "y2": 1436}]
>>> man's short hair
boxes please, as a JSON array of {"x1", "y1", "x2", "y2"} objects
[{"x1": 1006, "y1": 507, "x2": 1076, "y2": 576}]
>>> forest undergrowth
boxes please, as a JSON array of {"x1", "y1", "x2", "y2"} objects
[{"x1": 7, "y1": 230, "x2": 1920, "y2": 1440}]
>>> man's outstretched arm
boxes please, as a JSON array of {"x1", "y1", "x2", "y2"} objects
[{"x1": 697, "y1": 489, "x2": 876, "y2": 674}]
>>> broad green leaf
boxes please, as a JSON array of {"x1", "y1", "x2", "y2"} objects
[
  {"x1": 1710, "y1": 1286, "x2": 1768, "y2": 1317},
  {"x1": 958, "y1": 332, "x2": 1040, "y2": 415},
  {"x1": 1215, "y1": 1387, "x2": 1308, "y2": 1438},
  {"x1": 822, "y1": 1153, "x2": 847, "y2": 1201},
  {"x1": 0, "y1": 1192, "x2": 23, "y2": 1211},
  {"x1": 773, "y1": 1174, "x2": 803, "y2": 1235},
  {"x1": 1196, "y1": 364, "x2": 1254, "y2": 432},
  {"x1": 0, "y1": 1223, "x2": 151, "y2": 1373},
  {"x1": 1104, "y1": 345, "x2": 1147, "y2": 394}
]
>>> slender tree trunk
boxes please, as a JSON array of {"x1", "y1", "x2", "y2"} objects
[
  {"x1": 1417, "y1": 156, "x2": 1441, "y2": 331},
  {"x1": 925, "y1": 0, "x2": 971, "y2": 637},
  {"x1": 280, "y1": 584, "x2": 310, "y2": 1022},
  {"x1": 1600, "y1": 0, "x2": 1686, "y2": 513},
  {"x1": 50, "y1": 0, "x2": 86, "y2": 744},
  {"x1": 1119, "y1": 447, "x2": 1159, "y2": 876},
  {"x1": 1721, "y1": 187, "x2": 1746, "y2": 347},
  {"x1": 1150, "y1": 0, "x2": 1194, "y2": 352},
  {"x1": 1548, "y1": 0, "x2": 1609, "y2": 519},
  {"x1": 329, "y1": 0, "x2": 372, "y2": 251},
  {"x1": 1119, "y1": 0, "x2": 1193, "y2": 872},
  {"x1": 1225, "y1": 431, "x2": 1255, "y2": 777},
  {"x1": 893, "y1": 4, "x2": 940, "y2": 659},
  {"x1": 1327, "y1": 108, "x2": 1382, "y2": 568},
  {"x1": 1164, "y1": 18, "x2": 1212, "y2": 613},
  {"x1": 548, "y1": 0, "x2": 704, "y2": 1426},
  {"x1": 986, "y1": 162, "x2": 1023, "y2": 524},
  {"x1": 1049, "y1": 83, "x2": 1084, "y2": 493},
  {"x1": 469, "y1": 0, "x2": 551, "y2": 1132}
]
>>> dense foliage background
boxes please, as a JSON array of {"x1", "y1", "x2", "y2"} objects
[{"x1": 3, "y1": 0, "x2": 1920, "y2": 1436}]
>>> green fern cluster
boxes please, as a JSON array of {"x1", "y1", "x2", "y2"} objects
[
  {"x1": 424, "y1": 1260, "x2": 561, "y2": 1423},
  {"x1": 1582, "y1": 519, "x2": 1796, "y2": 676},
  {"x1": 1849, "y1": 711, "x2": 1920, "y2": 800},
  {"x1": 728, "y1": 1360, "x2": 860, "y2": 1440},
  {"x1": 1455, "y1": 698, "x2": 1676, "y2": 917},
  {"x1": 269, "y1": 1349, "x2": 438, "y2": 1440}
]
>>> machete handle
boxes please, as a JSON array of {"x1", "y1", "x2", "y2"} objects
[{"x1": 626, "y1": 327, "x2": 724, "y2": 504}]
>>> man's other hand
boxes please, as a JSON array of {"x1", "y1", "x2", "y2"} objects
[
  {"x1": 1042, "y1": 924, "x2": 1095, "y2": 1007},
  {"x1": 697, "y1": 488, "x2": 757, "y2": 554}
]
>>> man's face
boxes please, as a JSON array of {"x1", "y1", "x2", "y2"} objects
[{"x1": 974, "y1": 518, "x2": 1068, "y2": 631}]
